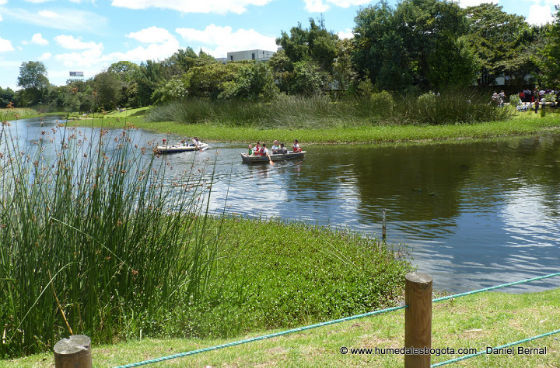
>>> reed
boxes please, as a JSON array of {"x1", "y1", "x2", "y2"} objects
[
  {"x1": 0, "y1": 124, "x2": 220, "y2": 357},
  {"x1": 146, "y1": 92, "x2": 511, "y2": 129}
]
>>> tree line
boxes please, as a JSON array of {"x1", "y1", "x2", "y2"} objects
[{"x1": 3, "y1": 0, "x2": 560, "y2": 111}]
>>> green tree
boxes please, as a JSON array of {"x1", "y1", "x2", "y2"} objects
[
  {"x1": 220, "y1": 62, "x2": 279, "y2": 100},
  {"x1": 289, "y1": 60, "x2": 329, "y2": 96},
  {"x1": 17, "y1": 61, "x2": 49, "y2": 106},
  {"x1": 277, "y1": 18, "x2": 339, "y2": 72},
  {"x1": 540, "y1": 7, "x2": 560, "y2": 87},
  {"x1": 93, "y1": 72, "x2": 123, "y2": 111},
  {"x1": 353, "y1": 0, "x2": 476, "y2": 92},
  {"x1": 464, "y1": 3, "x2": 535, "y2": 86},
  {"x1": 0, "y1": 87, "x2": 15, "y2": 107}
]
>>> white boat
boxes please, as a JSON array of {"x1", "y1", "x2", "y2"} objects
[
  {"x1": 155, "y1": 142, "x2": 209, "y2": 154},
  {"x1": 241, "y1": 151, "x2": 305, "y2": 163}
]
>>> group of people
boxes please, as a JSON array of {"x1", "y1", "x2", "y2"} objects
[{"x1": 248, "y1": 139, "x2": 302, "y2": 157}]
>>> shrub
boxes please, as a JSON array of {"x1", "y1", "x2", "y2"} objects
[{"x1": 370, "y1": 91, "x2": 394, "y2": 116}]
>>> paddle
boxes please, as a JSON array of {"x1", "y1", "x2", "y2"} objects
[{"x1": 267, "y1": 153, "x2": 274, "y2": 165}]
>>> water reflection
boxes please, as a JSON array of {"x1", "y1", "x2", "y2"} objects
[{"x1": 4, "y1": 117, "x2": 559, "y2": 293}]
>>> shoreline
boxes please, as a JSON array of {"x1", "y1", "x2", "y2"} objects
[{"x1": 58, "y1": 112, "x2": 560, "y2": 146}]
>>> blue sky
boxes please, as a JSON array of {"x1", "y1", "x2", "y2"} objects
[{"x1": 0, "y1": 0, "x2": 557, "y2": 89}]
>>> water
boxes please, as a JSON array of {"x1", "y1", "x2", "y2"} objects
[{"x1": 4, "y1": 117, "x2": 559, "y2": 292}]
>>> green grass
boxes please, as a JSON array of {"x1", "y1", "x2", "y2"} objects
[
  {"x1": 68, "y1": 111, "x2": 560, "y2": 145},
  {"x1": 3, "y1": 287, "x2": 559, "y2": 367},
  {"x1": 0, "y1": 108, "x2": 38, "y2": 121},
  {"x1": 0, "y1": 124, "x2": 409, "y2": 358}
]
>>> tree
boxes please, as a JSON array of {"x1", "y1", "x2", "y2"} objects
[
  {"x1": 540, "y1": 7, "x2": 560, "y2": 87},
  {"x1": 93, "y1": 72, "x2": 123, "y2": 111},
  {"x1": 220, "y1": 62, "x2": 279, "y2": 101},
  {"x1": 17, "y1": 61, "x2": 49, "y2": 106},
  {"x1": 464, "y1": 3, "x2": 534, "y2": 86},
  {"x1": 353, "y1": 0, "x2": 476, "y2": 92},
  {"x1": 277, "y1": 18, "x2": 339, "y2": 72},
  {"x1": 0, "y1": 87, "x2": 15, "y2": 108}
]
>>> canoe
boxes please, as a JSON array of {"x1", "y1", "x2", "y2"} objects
[
  {"x1": 155, "y1": 142, "x2": 209, "y2": 154},
  {"x1": 241, "y1": 151, "x2": 305, "y2": 163}
]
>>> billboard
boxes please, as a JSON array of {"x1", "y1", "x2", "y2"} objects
[{"x1": 69, "y1": 71, "x2": 84, "y2": 77}]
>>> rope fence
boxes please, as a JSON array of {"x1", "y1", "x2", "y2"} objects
[{"x1": 52, "y1": 271, "x2": 560, "y2": 367}]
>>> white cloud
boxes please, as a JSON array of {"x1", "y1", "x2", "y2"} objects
[
  {"x1": 304, "y1": 0, "x2": 329, "y2": 12},
  {"x1": 31, "y1": 33, "x2": 49, "y2": 46},
  {"x1": 53, "y1": 26, "x2": 180, "y2": 81},
  {"x1": 25, "y1": 0, "x2": 53, "y2": 3},
  {"x1": 0, "y1": 36, "x2": 14, "y2": 52},
  {"x1": 39, "y1": 52, "x2": 52, "y2": 60},
  {"x1": 111, "y1": 0, "x2": 272, "y2": 14},
  {"x1": 127, "y1": 26, "x2": 174, "y2": 44},
  {"x1": 304, "y1": 0, "x2": 370, "y2": 12},
  {"x1": 55, "y1": 34, "x2": 102, "y2": 50},
  {"x1": 176, "y1": 24, "x2": 277, "y2": 57},
  {"x1": 527, "y1": 3, "x2": 555, "y2": 25},
  {"x1": 1, "y1": 8, "x2": 108, "y2": 33},
  {"x1": 0, "y1": 13, "x2": 3, "y2": 21},
  {"x1": 337, "y1": 29, "x2": 353, "y2": 39},
  {"x1": 0, "y1": 0, "x2": 7, "y2": 5}
]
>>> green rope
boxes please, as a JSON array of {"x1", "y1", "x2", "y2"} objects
[
  {"x1": 115, "y1": 305, "x2": 406, "y2": 368},
  {"x1": 431, "y1": 328, "x2": 560, "y2": 367},
  {"x1": 115, "y1": 271, "x2": 560, "y2": 368},
  {"x1": 433, "y1": 271, "x2": 560, "y2": 303}
]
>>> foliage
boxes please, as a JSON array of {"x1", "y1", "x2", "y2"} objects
[
  {"x1": 277, "y1": 18, "x2": 339, "y2": 72},
  {"x1": 17, "y1": 61, "x2": 49, "y2": 106},
  {"x1": 93, "y1": 72, "x2": 123, "y2": 111},
  {"x1": 464, "y1": 3, "x2": 536, "y2": 87},
  {"x1": 353, "y1": 0, "x2": 476, "y2": 92},
  {"x1": 0, "y1": 126, "x2": 219, "y2": 357},
  {"x1": 539, "y1": 8, "x2": 560, "y2": 87},
  {"x1": 219, "y1": 62, "x2": 279, "y2": 101},
  {"x1": 370, "y1": 90, "x2": 394, "y2": 116},
  {"x1": 0, "y1": 87, "x2": 15, "y2": 108}
]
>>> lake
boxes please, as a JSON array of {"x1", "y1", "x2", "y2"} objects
[{"x1": 4, "y1": 117, "x2": 560, "y2": 293}]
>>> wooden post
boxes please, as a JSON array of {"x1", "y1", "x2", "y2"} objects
[
  {"x1": 382, "y1": 209, "x2": 387, "y2": 241},
  {"x1": 54, "y1": 335, "x2": 92, "y2": 368},
  {"x1": 404, "y1": 272, "x2": 432, "y2": 368}
]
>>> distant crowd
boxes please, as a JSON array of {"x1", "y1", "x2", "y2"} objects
[{"x1": 491, "y1": 89, "x2": 559, "y2": 112}]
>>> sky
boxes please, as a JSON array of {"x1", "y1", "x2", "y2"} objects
[{"x1": 0, "y1": 0, "x2": 558, "y2": 89}]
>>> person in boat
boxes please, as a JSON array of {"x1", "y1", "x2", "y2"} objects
[
  {"x1": 248, "y1": 144, "x2": 253, "y2": 155},
  {"x1": 279, "y1": 143, "x2": 287, "y2": 154},
  {"x1": 254, "y1": 141, "x2": 261, "y2": 155},
  {"x1": 192, "y1": 137, "x2": 200, "y2": 148},
  {"x1": 261, "y1": 143, "x2": 272, "y2": 161},
  {"x1": 292, "y1": 139, "x2": 302, "y2": 153},
  {"x1": 271, "y1": 140, "x2": 280, "y2": 154}
]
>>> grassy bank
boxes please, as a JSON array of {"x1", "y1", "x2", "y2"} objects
[
  {"x1": 68, "y1": 111, "x2": 560, "y2": 145},
  {"x1": 0, "y1": 108, "x2": 38, "y2": 121},
  {"x1": 4, "y1": 287, "x2": 559, "y2": 367},
  {"x1": 0, "y1": 125, "x2": 409, "y2": 358}
]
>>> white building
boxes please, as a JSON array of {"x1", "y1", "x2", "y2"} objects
[{"x1": 227, "y1": 49, "x2": 275, "y2": 62}]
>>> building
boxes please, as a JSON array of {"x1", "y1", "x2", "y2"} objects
[{"x1": 226, "y1": 49, "x2": 275, "y2": 62}]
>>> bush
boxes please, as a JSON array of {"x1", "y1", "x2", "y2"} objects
[{"x1": 370, "y1": 91, "x2": 394, "y2": 116}]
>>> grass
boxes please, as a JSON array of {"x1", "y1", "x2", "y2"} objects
[
  {"x1": 0, "y1": 123, "x2": 409, "y2": 358},
  {"x1": 67, "y1": 110, "x2": 560, "y2": 145},
  {"x1": 0, "y1": 108, "x2": 38, "y2": 121},
  {"x1": 3, "y1": 287, "x2": 559, "y2": 367}
]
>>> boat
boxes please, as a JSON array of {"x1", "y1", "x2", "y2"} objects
[
  {"x1": 155, "y1": 142, "x2": 209, "y2": 154},
  {"x1": 241, "y1": 151, "x2": 305, "y2": 163}
]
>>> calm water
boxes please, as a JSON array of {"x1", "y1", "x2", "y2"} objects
[{"x1": 5, "y1": 117, "x2": 560, "y2": 292}]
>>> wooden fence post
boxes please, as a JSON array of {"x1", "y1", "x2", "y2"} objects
[
  {"x1": 404, "y1": 272, "x2": 432, "y2": 368},
  {"x1": 382, "y1": 209, "x2": 387, "y2": 241},
  {"x1": 54, "y1": 335, "x2": 92, "y2": 368}
]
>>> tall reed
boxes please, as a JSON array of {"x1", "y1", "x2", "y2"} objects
[
  {"x1": 147, "y1": 91, "x2": 511, "y2": 129},
  {"x1": 0, "y1": 124, "x2": 220, "y2": 357}
]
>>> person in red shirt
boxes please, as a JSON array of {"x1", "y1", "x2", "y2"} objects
[{"x1": 292, "y1": 139, "x2": 302, "y2": 153}]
